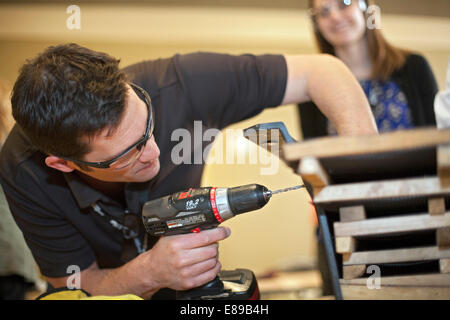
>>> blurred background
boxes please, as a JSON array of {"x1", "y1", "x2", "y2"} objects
[{"x1": 0, "y1": 0, "x2": 449, "y2": 298}]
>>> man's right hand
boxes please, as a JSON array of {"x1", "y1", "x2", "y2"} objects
[
  {"x1": 132, "y1": 226, "x2": 231, "y2": 298},
  {"x1": 46, "y1": 226, "x2": 231, "y2": 299}
]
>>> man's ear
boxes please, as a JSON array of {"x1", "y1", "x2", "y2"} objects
[{"x1": 45, "y1": 156, "x2": 77, "y2": 173}]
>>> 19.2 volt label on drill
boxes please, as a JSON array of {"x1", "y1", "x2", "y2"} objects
[{"x1": 167, "y1": 213, "x2": 206, "y2": 229}]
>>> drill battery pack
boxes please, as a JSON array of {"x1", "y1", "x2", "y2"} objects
[{"x1": 176, "y1": 269, "x2": 260, "y2": 300}]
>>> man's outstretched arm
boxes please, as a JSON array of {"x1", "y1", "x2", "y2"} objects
[{"x1": 282, "y1": 54, "x2": 378, "y2": 136}]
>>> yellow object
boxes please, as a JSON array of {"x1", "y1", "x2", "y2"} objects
[
  {"x1": 38, "y1": 289, "x2": 143, "y2": 300},
  {"x1": 82, "y1": 294, "x2": 143, "y2": 300}
]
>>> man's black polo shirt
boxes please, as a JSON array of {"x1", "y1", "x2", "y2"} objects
[{"x1": 0, "y1": 52, "x2": 287, "y2": 278}]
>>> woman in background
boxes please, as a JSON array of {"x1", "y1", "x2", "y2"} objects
[
  {"x1": 299, "y1": 0, "x2": 438, "y2": 138},
  {"x1": 298, "y1": 0, "x2": 439, "y2": 296}
]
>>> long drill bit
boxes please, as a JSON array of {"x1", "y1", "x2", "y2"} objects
[
  {"x1": 264, "y1": 185, "x2": 305, "y2": 199},
  {"x1": 271, "y1": 185, "x2": 305, "y2": 195}
]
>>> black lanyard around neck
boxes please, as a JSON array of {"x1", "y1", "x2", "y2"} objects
[{"x1": 90, "y1": 203, "x2": 146, "y2": 254}]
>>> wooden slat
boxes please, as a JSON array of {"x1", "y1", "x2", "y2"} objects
[
  {"x1": 440, "y1": 259, "x2": 450, "y2": 273},
  {"x1": 339, "y1": 206, "x2": 366, "y2": 222},
  {"x1": 334, "y1": 213, "x2": 450, "y2": 237},
  {"x1": 297, "y1": 157, "x2": 329, "y2": 195},
  {"x1": 428, "y1": 198, "x2": 446, "y2": 216},
  {"x1": 437, "y1": 227, "x2": 450, "y2": 247},
  {"x1": 336, "y1": 237, "x2": 357, "y2": 253},
  {"x1": 437, "y1": 144, "x2": 450, "y2": 188},
  {"x1": 343, "y1": 265, "x2": 366, "y2": 280},
  {"x1": 340, "y1": 273, "x2": 450, "y2": 287},
  {"x1": 283, "y1": 128, "x2": 450, "y2": 161},
  {"x1": 314, "y1": 177, "x2": 450, "y2": 205},
  {"x1": 342, "y1": 246, "x2": 450, "y2": 266},
  {"x1": 341, "y1": 285, "x2": 450, "y2": 300}
]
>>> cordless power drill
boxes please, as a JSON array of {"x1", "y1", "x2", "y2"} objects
[{"x1": 142, "y1": 183, "x2": 303, "y2": 300}]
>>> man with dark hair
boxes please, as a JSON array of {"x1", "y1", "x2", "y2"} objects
[{"x1": 0, "y1": 43, "x2": 377, "y2": 299}]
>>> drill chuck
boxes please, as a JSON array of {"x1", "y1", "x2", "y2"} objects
[{"x1": 226, "y1": 184, "x2": 271, "y2": 215}]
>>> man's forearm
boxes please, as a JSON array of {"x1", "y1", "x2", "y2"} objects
[
  {"x1": 282, "y1": 54, "x2": 378, "y2": 136},
  {"x1": 76, "y1": 260, "x2": 158, "y2": 299},
  {"x1": 47, "y1": 228, "x2": 229, "y2": 299}
]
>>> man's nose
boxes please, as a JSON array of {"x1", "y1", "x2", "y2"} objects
[{"x1": 138, "y1": 138, "x2": 160, "y2": 162}]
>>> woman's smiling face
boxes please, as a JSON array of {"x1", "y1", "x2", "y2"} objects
[{"x1": 313, "y1": 0, "x2": 367, "y2": 49}]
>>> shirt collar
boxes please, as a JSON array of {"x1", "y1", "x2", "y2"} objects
[
  {"x1": 63, "y1": 171, "x2": 155, "y2": 214},
  {"x1": 63, "y1": 172, "x2": 105, "y2": 209}
]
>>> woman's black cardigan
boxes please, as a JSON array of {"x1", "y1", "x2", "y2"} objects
[{"x1": 298, "y1": 54, "x2": 439, "y2": 139}]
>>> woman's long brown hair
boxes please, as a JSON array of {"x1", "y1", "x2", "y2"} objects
[{"x1": 309, "y1": 0, "x2": 410, "y2": 81}]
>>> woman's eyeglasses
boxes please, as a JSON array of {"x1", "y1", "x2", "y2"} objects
[{"x1": 309, "y1": 0, "x2": 366, "y2": 19}]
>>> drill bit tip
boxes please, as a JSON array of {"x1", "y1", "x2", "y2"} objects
[{"x1": 270, "y1": 185, "x2": 305, "y2": 195}]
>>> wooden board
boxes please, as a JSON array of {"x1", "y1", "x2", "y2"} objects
[
  {"x1": 283, "y1": 128, "x2": 450, "y2": 161},
  {"x1": 441, "y1": 259, "x2": 450, "y2": 273},
  {"x1": 297, "y1": 157, "x2": 330, "y2": 195},
  {"x1": 341, "y1": 284, "x2": 450, "y2": 300},
  {"x1": 334, "y1": 213, "x2": 450, "y2": 237},
  {"x1": 314, "y1": 177, "x2": 450, "y2": 206},
  {"x1": 428, "y1": 197, "x2": 446, "y2": 216},
  {"x1": 336, "y1": 237, "x2": 357, "y2": 253},
  {"x1": 343, "y1": 265, "x2": 366, "y2": 280},
  {"x1": 340, "y1": 273, "x2": 450, "y2": 287},
  {"x1": 438, "y1": 144, "x2": 450, "y2": 187},
  {"x1": 437, "y1": 227, "x2": 450, "y2": 247},
  {"x1": 342, "y1": 246, "x2": 450, "y2": 266},
  {"x1": 295, "y1": 147, "x2": 436, "y2": 185},
  {"x1": 339, "y1": 206, "x2": 366, "y2": 222}
]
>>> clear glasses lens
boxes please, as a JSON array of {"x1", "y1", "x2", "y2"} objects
[
  {"x1": 109, "y1": 143, "x2": 147, "y2": 170},
  {"x1": 340, "y1": 0, "x2": 352, "y2": 8},
  {"x1": 315, "y1": 0, "x2": 353, "y2": 18}
]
